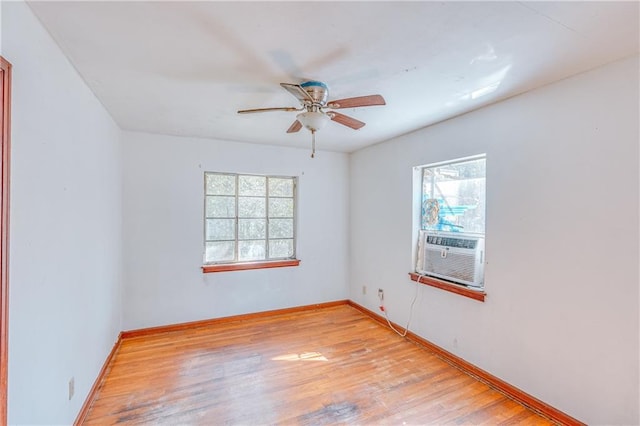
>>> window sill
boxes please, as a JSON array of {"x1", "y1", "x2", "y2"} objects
[
  {"x1": 408, "y1": 272, "x2": 485, "y2": 302},
  {"x1": 202, "y1": 259, "x2": 300, "y2": 273}
]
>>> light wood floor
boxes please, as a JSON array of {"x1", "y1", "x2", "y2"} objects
[{"x1": 84, "y1": 305, "x2": 554, "y2": 425}]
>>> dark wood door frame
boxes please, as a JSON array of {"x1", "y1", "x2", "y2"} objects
[{"x1": 0, "y1": 56, "x2": 12, "y2": 426}]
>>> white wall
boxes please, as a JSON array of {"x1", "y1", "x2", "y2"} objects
[
  {"x1": 349, "y1": 55, "x2": 639, "y2": 425},
  {"x1": 122, "y1": 131, "x2": 349, "y2": 330},
  {"x1": 2, "y1": 1, "x2": 636, "y2": 423},
  {"x1": 2, "y1": 2, "x2": 123, "y2": 424}
]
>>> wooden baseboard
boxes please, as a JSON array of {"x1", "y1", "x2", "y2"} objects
[
  {"x1": 73, "y1": 333, "x2": 122, "y2": 426},
  {"x1": 347, "y1": 300, "x2": 585, "y2": 426},
  {"x1": 121, "y1": 300, "x2": 349, "y2": 339}
]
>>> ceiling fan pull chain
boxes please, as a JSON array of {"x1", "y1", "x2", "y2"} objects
[{"x1": 311, "y1": 130, "x2": 316, "y2": 158}]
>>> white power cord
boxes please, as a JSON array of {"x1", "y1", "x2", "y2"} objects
[{"x1": 378, "y1": 275, "x2": 421, "y2": 337}]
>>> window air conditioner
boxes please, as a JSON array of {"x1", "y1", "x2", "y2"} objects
[{"x1": 416, "y1": 230, "x2": 484, "y2": 288}]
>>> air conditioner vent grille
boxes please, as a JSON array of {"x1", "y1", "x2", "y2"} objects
[
  {"x1": 425, "y1": 235, "x2": 478, "y2": 249},
  {"x1": 416, "y1": 231, "x2": 484, "y2": 288},
  {"x1": 423, "y1": 249, "x2": 476, "y2": 283}
]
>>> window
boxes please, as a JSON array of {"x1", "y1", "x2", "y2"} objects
[
  {"x1": 421, "y1": 156, "x2": 486, "y2": 235},
  {"x1": 203, "y1": 173, "x2": 297, "y2": 269},
  {"x1": 411, "y1": 155, "x2": 487, "y2": 301}
]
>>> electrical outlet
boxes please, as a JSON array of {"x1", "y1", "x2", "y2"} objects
[
  {"x1": 378, "y1": 288, "x2": 384, "y2": 301},
  {"x1": 68, "y1": 377, "x2": 74, "y2": 400},
  {"x1": 362, "y1": 285, "x2": 367, "y2": 295}
]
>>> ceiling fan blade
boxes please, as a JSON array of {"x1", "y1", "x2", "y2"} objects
[
  {"x1": 286, "y1": 120, "x2": 302, "y2": 133},
  {"x1": 280, "y1": 83, "x2": 314, "y2": 103},
  {"x1": 237, "y1": 107, "x2": 300, "y2": 114},
  {"x1": 329, "y1": 112, "x2": 365, "y2": 130},
  {"x1": 327, "y1": 94, "x2": 386, "y2": 109}
]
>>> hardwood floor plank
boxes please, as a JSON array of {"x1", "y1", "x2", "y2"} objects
[{"x1": 83, "y1": 305, "x2": 554, "y2": 425}]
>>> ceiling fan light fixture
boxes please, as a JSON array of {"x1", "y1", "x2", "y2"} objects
[{"x1": 296, "y1": 111, "x2": 330, "y2": 132}]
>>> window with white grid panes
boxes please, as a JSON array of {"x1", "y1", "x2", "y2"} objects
[{"x1": 204, "y1": 173, "x2": 297, "y2": 264}]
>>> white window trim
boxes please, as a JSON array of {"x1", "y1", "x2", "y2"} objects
[{"x1": 203, "y1": 172, "x2": 298, "y2": 267}]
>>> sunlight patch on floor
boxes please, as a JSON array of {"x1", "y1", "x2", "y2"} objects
[{"x1": 271, "y1": 352, "x2": 328, "y2": 362}]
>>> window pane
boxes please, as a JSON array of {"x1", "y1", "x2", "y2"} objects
[
  {"x1": 238, "y1": 196, "x2": 266, "y2": 218},
  {"x1": 239, "y1": 175, "x2": 266, "y2": 196},
  {"x1": 269, "y1": 239, "x2": 294, "y2": 259},
  {"x1": 238, "y1": 219, "x2": 266, "y2": 240},
  {"x1": 269, "y1": 218, "x2": 293, "y2": 239},
  {"x1": 269, "y1": 198, "x2": 294, "y2": 218},
  {"x1": 206, "y1": 196, "x2": 235, "y2": 218},
  {"x1": 238, "y1": 240, "x2": 265, "y2": 261},
  {"x1": 206, "y1": 219, "x2": 235, "y2": 241},
  {"x1": 206, "y1": 174, "x2": 235, "y2": 195},
  {"x1": 269, "y1": 178, "x2": 293, "y2": 197},
  {"x1": 421, "y1": 158, "x2": 486, "y2": 234},
  {"x1": 205, "y1": 241, "x2": 234, "y2": 262}
]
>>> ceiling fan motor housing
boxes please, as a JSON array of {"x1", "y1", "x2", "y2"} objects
[{"x1": 300, "y1": 81, "x2": 329, "y2": 105}]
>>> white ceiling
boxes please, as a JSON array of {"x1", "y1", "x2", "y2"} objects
[{"x1": 27, "y1": 1, "x2": 639, "y2": 153}]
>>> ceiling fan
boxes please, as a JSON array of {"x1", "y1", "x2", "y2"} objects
[{"x1": 237, "y1": 81, "x2": 386, "y2": 157}]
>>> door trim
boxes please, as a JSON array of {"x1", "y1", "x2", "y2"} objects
[{"x1": 0, "y1": 55, "x2": 12, "y2": 426}]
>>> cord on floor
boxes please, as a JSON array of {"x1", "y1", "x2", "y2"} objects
[{"x1": 378, "y1": 274, "x2": 422, "y2": 337}]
